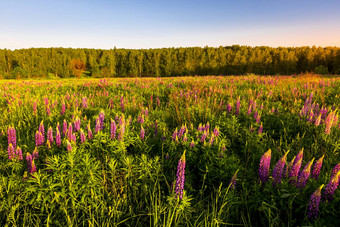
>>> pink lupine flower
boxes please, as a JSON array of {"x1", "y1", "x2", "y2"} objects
[
  {"x1": 63, "y1": 120, "x2": 67, "y2": 136},
  {"x1": 80, "y1": 129, "x2": 86, "y2": 143},
  {"x1": 33, "y1": 147, "x2": 39, "y2": 159},
  {"x1": 7, "y1": 143, "x2": 15, "y2": 160},
  {"x1": 15, "y1": 146, "x2": 23, "y2": 160},
  {"x1": 67, "y1": 123, "x2": 73, "y2": 141},
  {"x1": 140, "y1": 126, "x2": 145, "y2": 140},
  {"x1": 47, "y1": 126, "x2": 54, "y2": 144},
  {"x1": 67, "y1": 140, "x2": 72, "y2": 152},
  {"x1": 258, "y1": 123, "x2": 263, "y2": 135},
  {"x1": 56, "y1": 127, "x2": 61, "y2": 147},
  {"x1": 259, "y1": 149, "x2": 271, "y2": 184},
  {"x1": 87, "y1": 123, "x2": 93, "y2": 140}
]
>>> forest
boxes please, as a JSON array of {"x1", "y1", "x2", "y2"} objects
[{"x1": 0, "y1": 45, "x2": 339, "y2": 79}]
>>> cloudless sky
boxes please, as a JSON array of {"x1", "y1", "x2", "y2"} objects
[{"x1": 0, "y1": 0, "x2": 339, "y2": 49}]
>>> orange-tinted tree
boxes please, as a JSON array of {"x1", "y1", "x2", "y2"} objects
[{"x1": 70, "y1": 59, "x2": 86, "y2": 78}]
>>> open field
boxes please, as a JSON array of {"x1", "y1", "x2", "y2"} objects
[{"x1": 1, "y1": 75, "x2": 340, "y2": 226}]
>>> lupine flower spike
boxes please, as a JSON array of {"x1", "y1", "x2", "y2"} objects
[
  {"x1": 229, "y1": 169, "x2": 239, "y2": 189},
  {"x1": 175, "y1": 151, "x2": 186, "y2": 199},
  {"x1": 272, "y1": 151, "x2": 289, "y2": 186},
  {"x1": 259, "y1": 149, "x2": 271, "y2": 184},
  {"x1": 307, "y1": 184, "x2": 324, "y2": 220},
  {"x1": 311, "y1": 155, "x2": 325, "y2": 179},
  {"x1": 296, "y1": 158, "x2": 314, "y2": 188},
  {"x1": 323, "y1": 170, "x2": 340, "y2": 201}
]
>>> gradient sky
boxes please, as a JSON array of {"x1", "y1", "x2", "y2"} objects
[{"x1": 1, "y1": 0, "x2": 340, "y2": 50}]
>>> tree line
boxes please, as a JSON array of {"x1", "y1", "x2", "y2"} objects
[{"x1": 0, "y1": 45, "x2": 339, "y2": 79}]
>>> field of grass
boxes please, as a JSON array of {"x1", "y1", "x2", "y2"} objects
[{"x1": 1, "y1": 75, "x2": 340, "y2": 226}]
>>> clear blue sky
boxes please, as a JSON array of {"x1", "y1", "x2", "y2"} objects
[{"x1": 1, "y1": 0, "x2": 339, "y2": 49}]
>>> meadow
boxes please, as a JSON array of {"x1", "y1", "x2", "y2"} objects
[{"x1": 1, "y1": 75, "x2": 340, "y2": 226}]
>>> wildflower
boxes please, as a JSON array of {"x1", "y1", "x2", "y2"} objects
[
  {"x1": 296, "y1": 158, "x2": 314, "y2": 188},
  {"x1": 61, "y1": 102, "x2": 66, "y2": 114},
  {"x1": 213, "y1": 126, "x2": 220, "y2": 137},
  {"x1": 172, "y1": 128, "x2": 178, "y2": 141},
  {"x1": 140, "y1": 126, "x2": 145, "y2": 140},
  {"x1": 311, "y1": 155, "x2": 325, "y2": 179},
  {"x1": 258, "y1": 123, "x2": 263, "y2": 135},
  {"x1": 235, "y1": 97, "x2": 240, "y2": 115},
  {"x1": 307, "y1": 184, "x2": 324, "y2": 220},
  {"x1": 285, "y1": 156, "x2": 296, "y2": 178},
  {"x1": 74, "y1": 117, "x2": 81, "y2": 131},
  {"x1": 33, "y1": 147, "x2": 39, "y2": 159},
  {"x1": 39, "y1": 121, "x2": 45, "y2": 141},
  {"x1": 209, "y1": 134, "x2": 215, "y2": 145},
  {"x1": 272, "y1": 151, "x2": 289, "y2": 186},
  {"x1": 183, "y1": 133, "x2": 188, "y2": 142},
  {"x1": 7, "y1": 126, "x2": 17, "y2": 148},
  {"x1": 289, "y1": 149, "x2": 303, "y2": 184},
  {"x1": 95, "y1": 118, "x2": 101, "y2": 133},
  {"x1": 67, "y1": 123, "x2": 73, "y2": 140},
  {"x1": 67, "y1": 140, "x2": 72, "y2": 152},
  {"x1": 198, "y1": 123, "x2": 203, "y2": 132},
  {"x1": 229, "y1": 169, "x2": 239, "y2": 189},
  {"x1": 110, "y1": 119, "x2": 116, "y2": 139},
  {"x1": 87, "y1": 123, "x2": 93, "y2": 140},
  {"x1": 200, "y1": 131, "x2": 207, "y2": 142},
  {"x1": 99, "y1": 110, "x2": 105, "y2": 128},
  {"x1": 190, "y1": 140, "x2": 195, "y2": 148},
  {"x1": 56, "y1": 127, "x2": 61, "y2": 147},
  {"x1": 259, "y1": 149, "x2": 271, "y2": 184},
  {"x1": 7, "y1": 143, "x2": 15, "y2": 160},
  {"x1": 80, "y1": 129, "x2": 86, "y2": 143},
  {"x1": 323, "y1": 170, "x2": 340, "y2": 201},
  {"x1": 175, "y1": 151, "x2": 186, "y2": 199},
  {"x1": 15, "y1": 146, "x2": 23, "y2": 160},
  {"x1": 47, "y1": 126, "x2": 54, "y2": 144},
  {"x1": 325, "y1": 111, "x2": 336, "y2": 135},
  {"x1": 331, "y1": 163, "x2": 340, "y2": 180},
  {"x1": 226, "y1": 103, "x2": 232, "y2": 113},
  {"x1": 314, "y1": 114, "x2": 322, "y2": 126},
  {"x1": 82, "y1": 97, "x2": 88, "y2": 108},
  {"x1": 63, "y1": 120, "x2": 67, "y2": 136},
  {"x1": 118, "y1": 123, "x2": 125, "y2": 141}
]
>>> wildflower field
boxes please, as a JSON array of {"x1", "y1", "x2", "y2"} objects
[{"x1": 1, "y1": 75, "x2": 340, "y2": 226}]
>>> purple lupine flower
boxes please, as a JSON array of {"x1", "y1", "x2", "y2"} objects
[
  {"x1": 175, "y1": 151, "x2": 186, "y2": 199},
  {"x1": 323, "y1": 170, "x2": 340, "y2": 201},
  {"x1": 15, "y1": 146, "x2": 23, "y2": 160},
  {"x1": 87, "y1": 123, "x2": 93, "y2": 140},
  {"x1": 8, "y1": 126, "x2": 17, "y2": 148},
  {"x1": 259, "y1": 149, "x2": 271, "y2": 184},
  {"x1": 311, "y1": 155, "x2": 325, "y2": 179},
  {"x1": 272, "y1": 151, "x2": 289, "y2": 186},
  {"x1": 255, "y1": 113, "x2": 261, "y2": 124},
  {"x1": 247, "y1": 105, "x2": 252, "y2": 115},
  {"x1": 71, "y1": 133, "x2": 76, "y2": 143},
  {"x1": 285, "y1": 156, "x2": 296, "y2": 178},
  {"x1": 178, "y1": 125, "x2": 186, "y2": 138},
  {"x1": 99, "y1": 110, "x2": 105, "y2": 129},
  {"x1": 229, "y1": 169, "x2": 239, "y2": 189},
  {"x1": 205, "y1": 122, "x2": 210, "y2": 131},
  {"x1": 296, "y1": 158, "x2": 315, "y2": 188},
  {"x1": 213, "y1": 126, "x2": 220, "y2": 137},
  {"x1": 331, "y1": 163, "x2": 340, "y2": 179},
  {"x1": 47, "y1": 127, "x2": 54, "y2": 144},
  {"x1": 33, "y1": 147, "x2": 39, "y2": 159},
  {"x1": 190, "y1": 140, "x2": 195, "y2": 148},
  {"x1": 307, "y1": 184, "x2": 324, "y2": 220},
  {"x1": 80, "y1": 129, "x2": 86, "y2": 143},
  {"x1": 56, "y1": 127, "x2": 61, "y2": 147},
  {"x1": 200, "y1": 131, "x2": 207, "y2": 143},
  {"x1": 7, "y1": 143, "x2": 15, "y2": 160},
  {"x1": 140, "y1": 126, "x2": 145, "y2": 140},
  {"x1": 172, "y1": 128, "x2": 178, "y2": 141},
  {"x1": 95, "y1": 118, "x2": 101, "y2": 133},
  {"x1": 67, "y1": 140, "x2": 72, "y2": 152},
  {"x1": 235, "y1": 97, "x2": 240, "y2": 115},
  {"x1": 26, "y1": 152, "x2": 33, "y2": 173},
  {"x1": 63, "y1": 120, "x2": 67, "y2": 137},
  {"x1": 111, "y1": 119, "x2": 117, "y2": 139},
  {"x1": 258, "y1": 123, "x2": 263, "y2": 135}
]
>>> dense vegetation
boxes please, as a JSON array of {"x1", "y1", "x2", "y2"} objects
[
  {"x1": 1, "y1": 46, "x2": 340, "y2": 79},
  {"x1": 1, "y1": 75, "x2": 340, "y2": 226}
]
